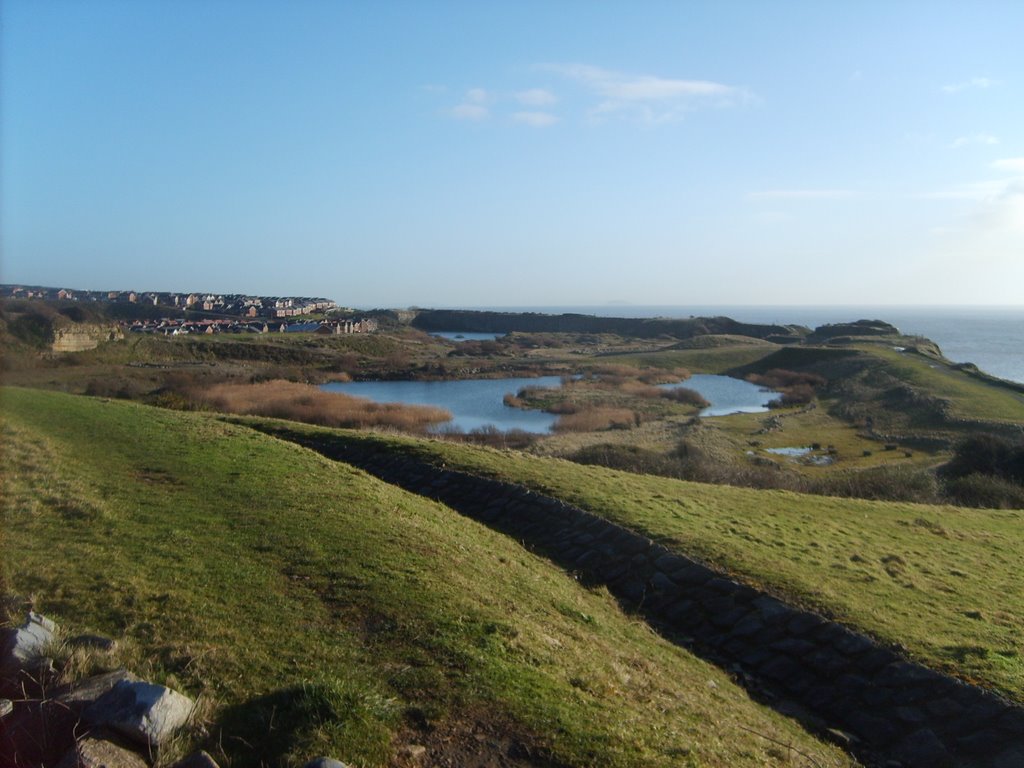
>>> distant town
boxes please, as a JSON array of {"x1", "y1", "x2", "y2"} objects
[{"x1": 2, "y1": 283, "x2": 380, "y2": 336}]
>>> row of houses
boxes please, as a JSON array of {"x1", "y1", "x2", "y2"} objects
[
  {"x1": 127, "y1": 317, "x2": 378, "y2": 336},
  {"x1": 4, "y1": 285, "x2": 337, "y2": 319}
]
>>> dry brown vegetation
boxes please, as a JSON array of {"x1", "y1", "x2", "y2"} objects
[
  {"x1": 194, "y1": 380, "x2": 452, "y2": 432},
  {"x1": 747, "y1": 368, "x2": 827, "y2": 409},
  {"x1": 554, "y1": 406, "x2": 638, "y2": 433},
  {"x1": 659, "y1": 387, "x2": 710, "y2": 407}
]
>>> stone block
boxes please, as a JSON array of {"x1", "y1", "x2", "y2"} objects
[
  {"x1": 85, "y1": 679, "x2": 195, "y2": 748},
  {"x1": 831, "y1": 629, "x2": 875, "y2": 657},
  {"x1": 708, "y1": 606, "x2": 749, "y2": 629},
  {"x1": 750, "y1": 596, "x2": 792, "y2": 624},
  {"x1": 650, "y1": 572, "x2": 676, "y2": 593},
  {"x1": 769, "y1": 637, "x2": 817, "y2": 657},
  {"x1": 172, "y1": 750, "x2": 221, "y2": 768},
  {"x1": 56, "y1": 735, "x2": 148, "y2": 768},
  {"x1": 2, "y1": 612, "x2": 58, "y2": 675},
  {"x1": 892, "y1": 728, "x2": 951, "y2": 768},
  {"x1": 304, "y1": 758, "x2": 349, "y2": 768},
  {"x1": 844, "y1": 710, "x2": 903, "y2": 746},
  {"x1": 58, "y1": 669, "x2": 140, "y2": 710},
  {"x1": 787, "y1": 613, "x2": 826, "y2": 635},
  {"x1": 924, "y1": 696, "x2": 964, "y2": 720},
  {"x1": 759, "y1": 656, "x2": 801, "y2": 683},
  {"x1": 726, "y1": 613, "x2": 765, "y2": 639}
]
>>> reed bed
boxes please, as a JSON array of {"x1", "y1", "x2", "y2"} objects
[{"x1": 195, "y1": 380, "x2": 451, "y2": 432}]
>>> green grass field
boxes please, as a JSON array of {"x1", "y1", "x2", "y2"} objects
[
  {"x1": 858, "y1": 345, "x2": 1024, "y2": 423},
  {"x1": 257, "y1": 422, "x2": 1024, "y2": 704},
  {"x1": 1, "y1": 387, "x2": 856, "y2": 768}
]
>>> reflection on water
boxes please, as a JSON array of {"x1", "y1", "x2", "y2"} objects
[
  {"x1": 322, "y1": 377, "x2": 562, "y2": 433},
  {"x1": 664, "y1": 374, "x2": 780, "y2": 416},
  {"x1": 322, "y1": 373, "x2": 778, "y2": 433}
]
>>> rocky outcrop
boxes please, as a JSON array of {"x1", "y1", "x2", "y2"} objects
[
  {"x1": 51, "y1": 323, "x2": 124, "y2": 353},
  {"x1": 0, "y1": 612, "x2": 57, "y2": 681},
  {"x1": 1, "y1": 616, "x2": 199, "y2": 767},
  {"x1": 807, "y1": 319, "x2": 901, "y2": 343},
  {"x1": 284, "y1": 433, "x2": 1024, "y2": 768},
  {"x1": 85, "y1": 679, "x2": 196, "y2": 748},
  {"x1": 411, "y1": 309, "x2": 809, "y2": 343}
]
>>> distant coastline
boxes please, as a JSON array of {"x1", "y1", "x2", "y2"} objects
[{"x1": 460, "y1": 305, "x2": 1024, "y2": 385}]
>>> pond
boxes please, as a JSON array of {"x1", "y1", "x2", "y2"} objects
[
  {"x1": 322, "y1": 376, "x2": 562, "y2": 433},
  {"x1": 322, "y1": 373, "x2": 778, "y2": 433},
  {"x1": 664, "y1": 374, "x2": 780, "y2": 417},
  {"x1": 430, "y1": 331, "x2": 506, "y2": 342}
]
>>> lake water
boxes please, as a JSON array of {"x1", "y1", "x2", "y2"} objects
[
  {"x1": 461, "y1": 305, "x2": 1024, "y2": 384},
  {"x1": 323, "y1": 373, "x2": 774, "y2": 433},
  {"x1": 322, "y1": 376, "x2": 563, "y2": 433},
  {"x1": 430, "y1": 331, "x2": 505, "y2": 342},
  {"x1": 672, "y1": 374, "x2": 779, "y2": 417}
]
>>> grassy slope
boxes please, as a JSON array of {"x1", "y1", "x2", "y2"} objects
[
  {"x1": 858, "y1": 345, "x2": 1024, "y2": 423},
  {"x1": 260, "y1": 424, "x2": 1024, "y2": 703},
  {"x1": 606, "y1": 345, "x2": 777, "y2": 374},
  {"x1": 0, "y1": 388, "x2": 855, "y2": 768}
]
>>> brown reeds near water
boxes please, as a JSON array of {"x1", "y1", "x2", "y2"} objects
[
  {"x1": 195, "y1": 380, "x2": 451, "y2": 432},
  {"x1": 554, "y1": 406, "x2": 637, "y2": 432}
]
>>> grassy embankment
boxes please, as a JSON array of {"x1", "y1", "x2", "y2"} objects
[
  {"x1": 249, "y1": 421, "x2": 1024, "y2": 705},
  {"x1": 0, "y1": 387, "x2": 856, "y2": 768}
]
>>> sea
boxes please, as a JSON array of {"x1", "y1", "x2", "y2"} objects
[{"x1": 463, "y1": 305, "x2": 1024, "y2": 385}]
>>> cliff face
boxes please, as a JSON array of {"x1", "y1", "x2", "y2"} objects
[
  {"x1": 51, "y1": 324, "x2": 124, "y2": 353},
  {"x1": 411, "y1": 309, "x2": 808, "y2": 343}
]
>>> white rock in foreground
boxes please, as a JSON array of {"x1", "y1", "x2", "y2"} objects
[
  {"x1": 85, "y1": 679, "x2": 195, "y2": 747},
  {"x1": 1, "y1": 612, "x2": 58, "y2": 674},
  {"x1": 57, "y1": 736, "x2": 148, "y2": 768}
]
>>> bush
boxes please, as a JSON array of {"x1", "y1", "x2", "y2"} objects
[
  {"x1": 815, "y1": 465, "x2": 940, "y2": 503},
  {"x1": 943, "y1": 473, "x2": 1024, "y2": 509},
  {"x1": 940, "y1": 435, "x2": 1024, "y2": 484},
  {"x1": 660, "y1": 387, "x2": 710, "y2": 408},
  {"x1": 193, "y1": 380, "x2": 451, "y2": 432},
  {"x1": 555, "y1": 407, "x2": 637, "y2": 432}
]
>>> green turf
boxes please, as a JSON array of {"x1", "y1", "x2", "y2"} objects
[
  {"x1": 0, "y1": 387, "x2": 856, "y2": 768},
  {"x1": 256, "y1": 423, "x2": 1024, "y2": 704},
  {"x1": 857, "y1": 345, "x2": 1024, "y2": 423}
]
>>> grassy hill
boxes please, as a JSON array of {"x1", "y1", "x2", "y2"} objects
[
  {"x1": 248, "y1": 422, "x2": 1024, "y2": 705},
  {"x1": 1, "y1": 387, "x2": 856, "y2": 767}
]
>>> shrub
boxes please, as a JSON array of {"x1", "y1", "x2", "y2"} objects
[
  {"x1": 943, "y1": 473, "x2": 1024, "y2": 509},
  {"x1": 940, "y1": 435, "x2": 1024, "y2": 484},
  {"x1": 815, "y1": 465, "x2": 940, "y2": 503},
  {"x1": 660, "y1": 387, "x2": 710, "y2": 408},
  {"x1": 554, "y1": 407, "x2": 637, "y2": 433},
  {"x1": 193, "y1": 380, "x2": 451, "y2": 433}
]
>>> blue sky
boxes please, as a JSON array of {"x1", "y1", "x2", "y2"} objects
[{"x1": 2, "y1": 1, "x2": 1022, "y2": 307}]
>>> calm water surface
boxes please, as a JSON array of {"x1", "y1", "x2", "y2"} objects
[
  {"x1": 323, "y1": 374, "x2": 775, "y2": 433},
  {"x1": 322, "y1": 377, "x2": 562, "y2": 433},
  {"x1": 430, "y1": 331, "x2": 505, "y2": 341},
  {"x1": 673, "y1": 374, "x2": 779, "y2": 417}
]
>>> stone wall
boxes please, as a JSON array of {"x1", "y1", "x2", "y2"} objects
[
  {"x1": 51, "y1": 324, "x2": 124, "y2": 353},
  {"x1": 295, "y1": 436, "x2": 1024, "y2": 768}
]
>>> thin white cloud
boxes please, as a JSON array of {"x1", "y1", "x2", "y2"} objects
[
  {"x1": 921, "y1": 179, "x2": 1015, "y2": 201},
  {"x1": 942, "y1": 77, "x2": 995, "y2": 93},
  {"x1": 545, "y1": 63, "x2": 749, "y2": 123},
  {"x1": 993, "y1": 158, "x2": 1024, "y2": 173},
  {"x1": 451, "y1": 103, "x2": 489, "y2": 121},
  {"x1": 748, "y1": 189, "x2": 855, "y2": 200},
  {"x1": 949, "y1": 133, "x2": 999, "y2": 149},
  {"x1": 512, "y1": 111, "x2": 559, "y2": 127},
  {"x1": 516, "y1": 88, "x2": 557, "y2": 106},
  {"x1": 450, "y1": 88, "x2": 491, "y2": 121}
]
